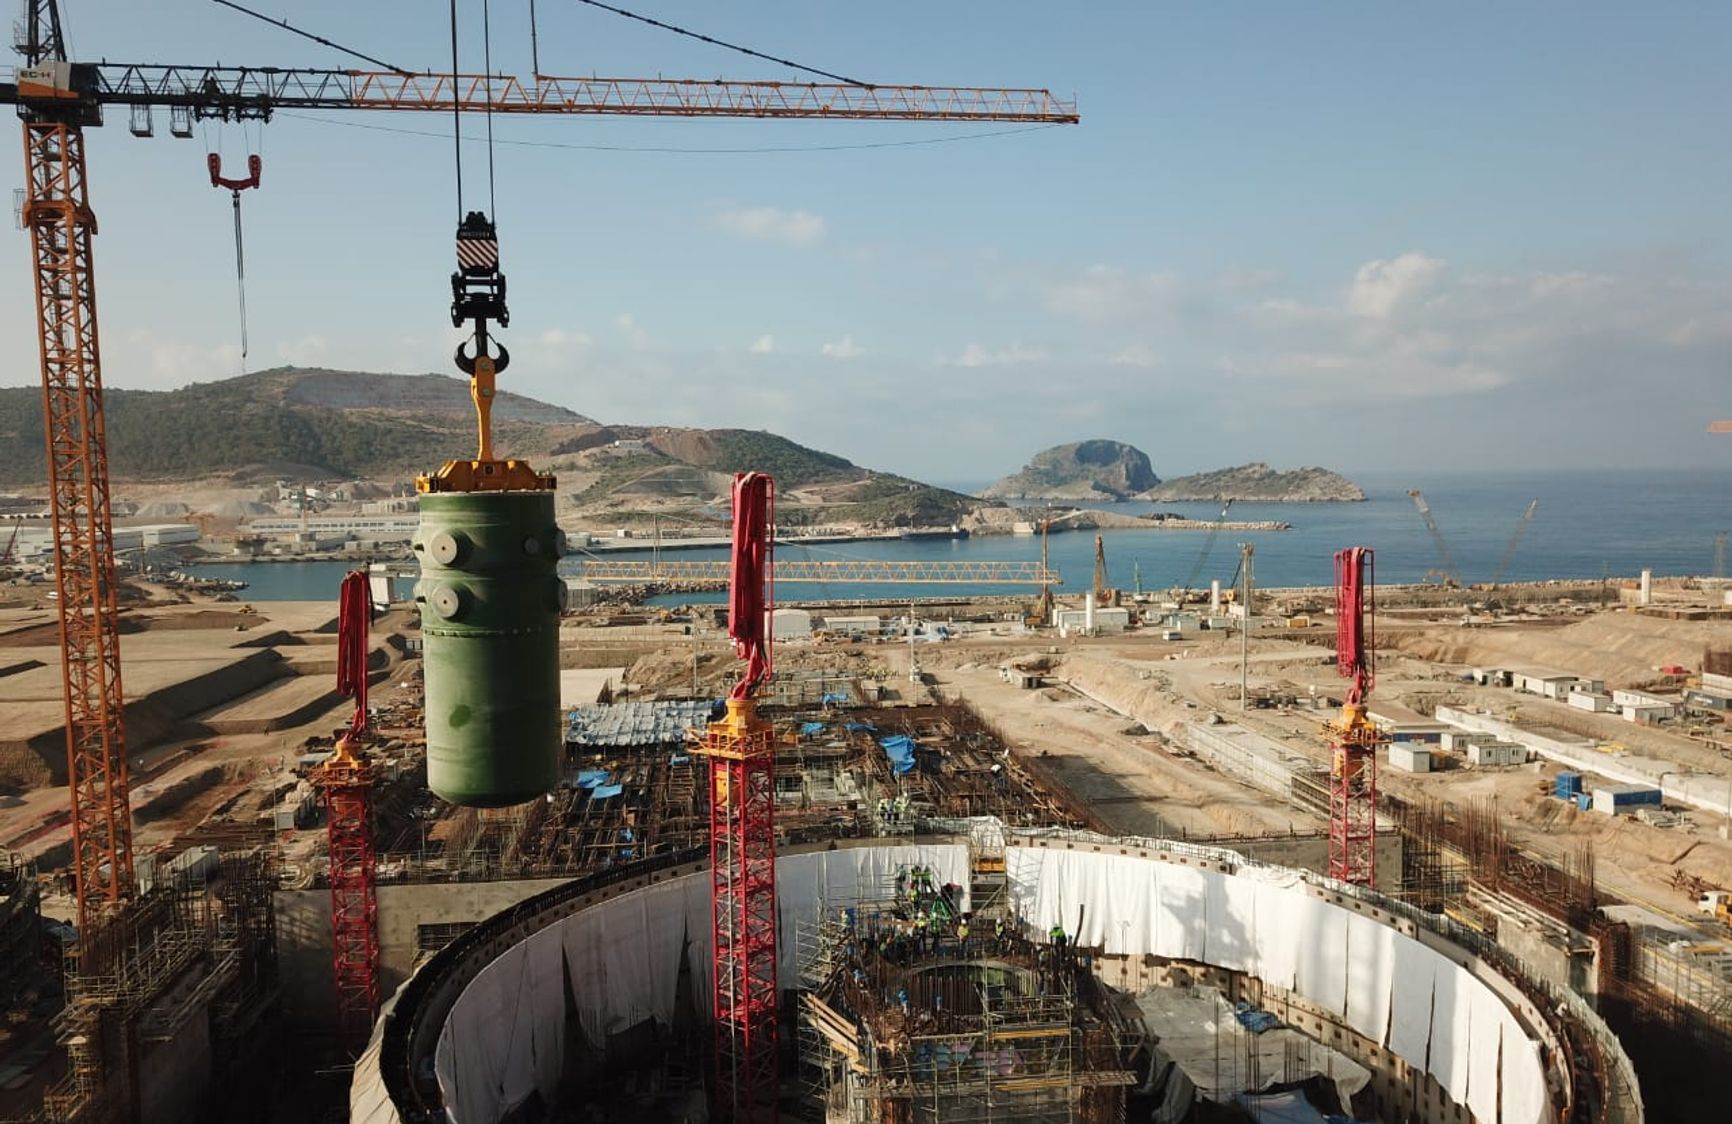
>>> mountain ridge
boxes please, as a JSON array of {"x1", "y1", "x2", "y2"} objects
[{"x1": 0, "y1": 368, "x2": 978, "y2": 526}]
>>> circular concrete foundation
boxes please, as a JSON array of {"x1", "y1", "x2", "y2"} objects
[{"x1": 353, "y1": 825, "x2": 1641, "y2": 1124}]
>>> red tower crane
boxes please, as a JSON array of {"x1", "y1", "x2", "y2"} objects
[
  {"x1": 1326, "y1": 547, "x2": 1380, "y2": 886},
  {"x1": 321, "y1": 570, "x2": 380, "y2": 1047},
  {"x1": 3, "y1": 0, "x2": 1075, "y2": 934},
  {"x1": 695, "y1": 472, "x2": 779, "y2": 1122}
]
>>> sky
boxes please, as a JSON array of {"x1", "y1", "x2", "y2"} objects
[{"x1": 4, "y1": 1, "x2": 1729, "y2": 482}]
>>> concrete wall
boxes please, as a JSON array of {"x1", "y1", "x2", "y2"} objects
[
  {"x1": 275, "y1": 877, "x2": 566, "y2": 1030},
  {"x1": 136, "y1": 1007, "x2": 212, "y2": 1124}
]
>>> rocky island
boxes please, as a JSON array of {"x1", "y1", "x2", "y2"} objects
[
  {"x1": 979, "y1": 440, "x2": 1159, "y2": 501},
  {"x1": 1143, "y1": 462, "x2": 1365, "y2": 502}
]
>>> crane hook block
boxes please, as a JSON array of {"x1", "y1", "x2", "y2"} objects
[
  {"x1": 208, "y1": 153, "x2": 262, "y2": 192},
  {"x1": 455, "y1": 337, "x2": 510, "y2": 376}
]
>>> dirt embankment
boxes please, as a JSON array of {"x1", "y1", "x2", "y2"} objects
[{"x1": 1381, "y1": 612, "x2": 1732, "y2": 684}]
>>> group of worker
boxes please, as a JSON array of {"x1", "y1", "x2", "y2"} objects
[{"x1": 875, "y1": 794, "x2": 913, "y2": 825}]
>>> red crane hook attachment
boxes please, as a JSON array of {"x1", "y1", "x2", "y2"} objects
[{"x1": 208, "y1": 153, "x2": 262, "y2": 193}]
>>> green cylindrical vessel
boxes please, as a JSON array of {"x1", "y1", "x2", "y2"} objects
[{"x1": 413, "y1": 490, "x2": 566, "y2": 807}]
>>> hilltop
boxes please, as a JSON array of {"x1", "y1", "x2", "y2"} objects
[
  {"x1": 1142, "y1": 463, "x2": 1364, "y2": 502},
  {"x1": 0, "y1": 368, "x2": 977, "y2": 528},
  {"x1": 980, "y1": 440, "x2": 1159, "y2": 501},
  {"x1": 0, "y1": 368, "x2": 595, "y2": 486}
]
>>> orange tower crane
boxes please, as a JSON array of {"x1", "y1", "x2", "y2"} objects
[{"x1": 2, "y1": 0, "x2": 1077, "y2": 930}]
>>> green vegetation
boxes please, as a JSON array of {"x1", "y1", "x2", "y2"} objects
[
  {"x1": 0, "y1": 369, "x2": 987, "y2": 529},
  {"x1": 0, "y1": 385, "x2": 462, "y2": 484},
  {"x1": 704, "y1": 430, "x2": 857, "y2": 487}
]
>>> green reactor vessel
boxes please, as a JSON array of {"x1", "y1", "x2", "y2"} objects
[{"x1": 413, "y1": 490, "x2": 565, "y2": 806}]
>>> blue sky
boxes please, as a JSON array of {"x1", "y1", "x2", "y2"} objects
[{"x1": 4, "y1": 1, "x2": 1729, "y2": 481}]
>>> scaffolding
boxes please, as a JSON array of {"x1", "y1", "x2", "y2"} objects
[
  {"x1": 795, "y1": 872, "x2": 1133, "y2": 1124},
  {"x1": 33, "y1": 843, "x2": 277, "y2": 1123}
]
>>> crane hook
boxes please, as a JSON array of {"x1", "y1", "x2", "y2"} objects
[{"x1": 454, "y1": 335, "x2": 510, "y2": 375}]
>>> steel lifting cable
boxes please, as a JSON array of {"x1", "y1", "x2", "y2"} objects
[
  {"x1": 483, "y1": 0, "x2": 497, "y2": 217},
  {"x1": 449, "y1": 0, "x2": 464, "y2": 220}
]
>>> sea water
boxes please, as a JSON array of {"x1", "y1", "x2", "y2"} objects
[{"x1": 186, "y1": 468, "x2": 1731, "y2": 602}]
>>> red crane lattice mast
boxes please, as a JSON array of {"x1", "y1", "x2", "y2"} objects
[
  {"x1": 322, "y1": 570, "x2": 380, "y2": 1047},
  {"x1": 696, "y1": 472, "x2": 779, "y2": 1122},
  {"x1": 1327, "y1": 547, "x2": 1380, "y2": 886}
]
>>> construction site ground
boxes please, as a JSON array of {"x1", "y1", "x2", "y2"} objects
[{"x1": 877, "y1": 606, "x2": 1732, "y2": 936}]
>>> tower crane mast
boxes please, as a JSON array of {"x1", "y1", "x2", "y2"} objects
[
  {"x1": 695, "y1": 473, "x2": 780, "y2": 1122},
  {"x1": 4, "y1": 0, "x2": 1076, "y2": 938},
  {"x1": 1326, "y1": 547, "x2": 1380, "y2": 886}
]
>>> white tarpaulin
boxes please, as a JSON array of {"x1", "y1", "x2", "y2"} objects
[
  {"x1": 1429, "y1": 951, "x2": 1473, "y2": 1105},
  {"x1": 1344, "y1": 912, "x2": 1396, "y2": 1044},
  {"x1": 1467, "y1": 984, "x2": 1507, "y2": 1124},
  {"x1": 1291, "y1": 891, "x2": 1348, "y2": 1017},
  {"x1": 430, "y1": 841, "x2": 1555, "y2": 1124},
  {"x1": 1388, "y1": 934, "x2": 1440, "y2": 1060},
  {"x1": 1002, "y1": 844, "x2": 1549, "y2": 1124}
]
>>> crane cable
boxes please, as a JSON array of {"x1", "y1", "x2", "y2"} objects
[
  {"x1": 483, "y1": 0, "x2": 497, "y2": 217},
  {"x1": 571, "y1": 0, "x2": 872, "y2": 87},
  {"x1": 449, "y1": 0, "x2": 463, "y2": 220}
]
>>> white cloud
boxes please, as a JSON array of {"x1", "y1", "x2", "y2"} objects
[
  {"x1": 118, "y1": 329, "x2": 243, "y2": 386},
  {"x1": 715, "y1": 206, "x2": 827, "y2": 247},
  {"x1": 1107, "y1": 343, "x2": 1161, "y2": 369},
  {"x1": 749, "y1": 334, "x2": 776, "y2": 354},
  {"x1": 613, "y1": 313, "x2": 651, "y2": 350},
  {"x1": 1346, "y1": 251, "x2": 1446, "y2": 318},
  {"x1": 820, "y1": 335, "x2": 864, "y2": 360},
  {"x1": 950, "y1": 342, "x2": 1047, "y2": 368},
  {"x1": 274, "y1": 335, "x2": 330, "y2": 366},
  {"x1": 1045, "y1": 265, "x2": 1179, "y2": 322},
  {"x1": 519, "y1": 328, "x2": 593, "y2": 369}
]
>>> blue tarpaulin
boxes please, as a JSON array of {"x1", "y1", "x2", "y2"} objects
[
  {"x1": 845, "y1": 722, "x2": 876, "y2": 732},
  {"x1": 820, "y1": 692, "x2": 849, "y2": 705},
  {"x1": 800, "y1": 721, "x2": 827, "y2": 736},
  {"x1": 1233, "y1": 1002, "x2": 1280, "y2": 1034},
  {"x1": 670, "y1": 754, "x2": 690, "y2": 766},
  {"x1": 880, "y1": 735, "x2": 916, "y2": 776},
  {"x1": 589, "y1": 784, "x2": 624, "y2": 799},
  {"x1": 576, "y1": 770, "x2": 610, "y2": 789}
]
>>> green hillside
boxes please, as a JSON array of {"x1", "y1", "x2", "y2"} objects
[
  {"x1": 0, "y1": 368, "x2": 593, "y2": 485},
  {"x1": 0, "y1": 368, "x2": 981, "y2": 527}
]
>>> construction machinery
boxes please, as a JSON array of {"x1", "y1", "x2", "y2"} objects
[
  {"x1": 1325, "y1": 547, "x2": 1381, "y2": 886},
  {"x1": 320, "y1": 570, "x2": 380, "y2": 1048},
  {"x1": 1176, "y1": 498, "x2": 1233, "y2": 603},
  {"x1": 693, "y1": 473, "x2": 780, "y2": 1122},
  {"x1": 1091, "y1": 534, "x2": 1119, "y2": 606},
  {"x1": 1406, "y1": 490, "x2": 1461, "y2": 589},
  {"x1": 3, "y1": 0, "x2": 1074, "y2": 932},
  {"x1": 1490, "y1": 499, "x2": 1539, "y2": 588}
]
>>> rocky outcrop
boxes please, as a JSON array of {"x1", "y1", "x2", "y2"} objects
[
  {"x1": 980, "y1": 440, "x2": 1159, "y2": 501},
  {"x1": 1142, "y1": 463, "x2": 1364, "y2": 502}
]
